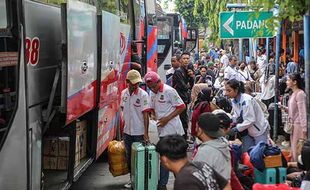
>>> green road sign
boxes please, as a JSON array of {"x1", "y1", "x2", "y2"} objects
[{"x1": 220, "y1": 11, "x2": 274, "y2": 39}]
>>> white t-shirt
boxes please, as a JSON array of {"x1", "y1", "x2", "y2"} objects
[
  {"x1": 224, "y1": 65, "x2": 239, "y2": 81},
  {"x1": 259, "y1": 75, "x2": 275, "y2": 100},
  {"x1": 257, "y1": 54, "x2": 267, "y2": 73},
  {"x1": 149, "y1": 83, "x2": 185, "y2": 137},
  {"x1": 220, "y1": 54, "x2": 229, "y2": 68},
  {"x1": 121, "y1": 88, "x2": 150, "y2": 136}
]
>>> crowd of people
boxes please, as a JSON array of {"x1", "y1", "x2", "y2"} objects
[{"x1": 120, "y1": 45, "x2": 309, "y2": 190}]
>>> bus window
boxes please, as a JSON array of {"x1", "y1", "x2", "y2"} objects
[
  {"x1": 0, "y1": 1, "x2": 8, "y2": 28},
  {"x1": 119, "y1": 0, "x2": 130, "y2": 24},
  {"x1": 97, "y1": 0, "x2": 118, "y2": 15}
]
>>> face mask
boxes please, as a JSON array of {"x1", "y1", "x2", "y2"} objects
[{"x1": 219, "y1": 73, "x2": 224, "y2": 77}]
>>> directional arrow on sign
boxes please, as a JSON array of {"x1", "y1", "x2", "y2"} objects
[{"x1": 223, "y1": 14, "x2": 234, "y2": 36}]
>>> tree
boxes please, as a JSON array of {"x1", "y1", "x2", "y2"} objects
[
  {"x1": 174, "y1": 0, "x2": 208, "y2": 28},
  {"x1": 251, "y1": 0, "x2": 310, "y2": 23}
]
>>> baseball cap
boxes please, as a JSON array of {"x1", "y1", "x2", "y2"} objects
[
  {"x1": 198, "y1": 113, "x2": 224, "y2": 138},
  {"x1": 126, "y1": 70, "x2": 142, "y2": 84},
  {"x1": 144, "y1": 71, "x2": 160, "y2": 83},
  {"x1": 215, "y1": 112, "x2": 232, "y2": 129}
]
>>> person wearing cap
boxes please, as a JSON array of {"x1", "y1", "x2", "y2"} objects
[
  {"x1": 121, "y1": 70, "x2": 151, "y2": 188},
  {"x1": 220, "y1": 49, "x2": 229, "y2": 68},
  {"x1": 193, "y1": 113, "x2": 232, "y2": 180},
  {"x1": 144, "y1": 71, "x2": 186, "y2": 190}
]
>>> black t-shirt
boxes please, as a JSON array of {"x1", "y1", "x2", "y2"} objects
[{"x1": 174, "y1": 161, "x2": 228, "y2": 190}]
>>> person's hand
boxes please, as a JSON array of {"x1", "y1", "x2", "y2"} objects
[
  {"x1": 227, "y1": 127, "x2": 238, "y2": 137},
  {"x1": 157, "y1": 116, "x2": 170, "y2": 128},
  {"x1": 144, "y1": 133, "x2": 149, "y2": 142}
]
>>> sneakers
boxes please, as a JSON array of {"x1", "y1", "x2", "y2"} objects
[{"x1": 124, "y1": 181, "x2": 131, "y2": 189}]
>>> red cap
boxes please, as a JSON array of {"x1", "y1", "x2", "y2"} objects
[{"x1": 144, "y1": 71, "x2": 160, "y2": 83}]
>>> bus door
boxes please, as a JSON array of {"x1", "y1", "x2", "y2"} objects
[
  {"x1": 96, "y1": 11, "x2": 120, "y2": 159},
  {"x1": 157, "y1": 16, "x2": 173, "y2": 82},
  {"x1": 62, "y1": 0, "x2": 97, "y2": 125},
  {"x1": 0, "y1": 0, "x2": 29, "y2": 189}
]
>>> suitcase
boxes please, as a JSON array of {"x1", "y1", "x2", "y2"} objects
[
  {"x1": 254, "y1": 167, "x2": 286, "y2": 184},
  {"x1": 131, "y1": 142, "x2": 158, "y2": 190}
]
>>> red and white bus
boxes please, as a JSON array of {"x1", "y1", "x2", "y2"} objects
[{"x1": 0, "y1": 0, "x2": 157, "y2": 189}]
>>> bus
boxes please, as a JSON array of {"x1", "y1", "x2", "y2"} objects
[
  {"x1": 0, "y1": 0, "x2": 156, "y2": 189},
  {"x1": 157, "y1": 13, "x2": 198, "y2": 82}
]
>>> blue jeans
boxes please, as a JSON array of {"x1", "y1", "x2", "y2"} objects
[
  {"x1": 123, "y1": 133, "x2": 144, "y2": 173},
  {"x1": 158, "y1": 137, "x2": 169, "y2": 187},
  {"x1": 242, "y1": 129, "x2": 269, "y2": 152}
]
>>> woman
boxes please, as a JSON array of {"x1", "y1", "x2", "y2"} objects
[
  {"x1": 195, "y1": 66, "x2": 213, "y2": 86},
  {"x1": 225, "y1": 79, "x2": 269, "y2": 152},
  {"x1": 238, "y1": 60, "x2": 253, "y2": 83},
  {"x1": 259, "y1": 61, "x2": 275, "y2": 108},
  {"x1": 191, "y1": 88, "x2": 212, "y2": 136},
  {"x1": 283, "y1": 73, "x2": 307, "y2": 162}
]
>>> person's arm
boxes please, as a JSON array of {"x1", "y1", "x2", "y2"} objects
[
  {"x1": 213, "y1": 169, "x2": 230, "y2": 190},
  {"x1": 130, "y1": 62, "x2": 141, "y2": 70},
  {"x1": 157, "y1": 104, "x2": 185, "y2": 128},
  {"x1": 235, "y1": 99, "x2": 256, "y2": 132},
  {"x1": 157, "y1": 89, "x2": 186, "y2": 128},
  {"x1": 296, "y1": 91, "x2": 307, "y2": 138}
]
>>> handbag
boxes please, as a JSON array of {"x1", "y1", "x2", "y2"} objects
[{"x1": 284, "y1": 117, "x2": 293, "y2": 134}]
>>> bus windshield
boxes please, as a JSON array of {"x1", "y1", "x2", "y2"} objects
[
  {"x1": 157, "y1": 18, "x2": 172, "y2": 62},
  {"x1": 0, "y1": 0, "x2": 8, "y2": 28}
]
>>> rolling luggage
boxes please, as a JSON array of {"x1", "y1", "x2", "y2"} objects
[
  {"x1": 131, "y1": 142, "x2": 158, "y2": 190},
  {"x1": 254, "y1": 167, "x2": 286, "y2": 184}
]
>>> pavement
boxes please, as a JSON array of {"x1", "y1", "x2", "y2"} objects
[{"x1": 70, "y1": 120, "x2": 175, "y2": 190}]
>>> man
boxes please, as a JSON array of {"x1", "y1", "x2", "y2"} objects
[
  {"x1": 166, "y1": 55, "x2": 181, "y2": 86},
  {"x1": 193, "y1": 113, "x2": 232, "y2": 180},
  {"x1": 156, "y1": 135, "x2": 231, "y2": 190},
  {"x1": 120, "y1": 70, "x2": 150, "y2": 188},
  {"x1": 220, "y1": 49, "x2": 229, "y2": 68},
  {"x1": 256, "y1": 48, "x2": 267, "y2": 73},
  {"x1": 144, "y1": 71, "x2": 186, "y2": 190},
  {"x1": 172, "y1": 52, "x2": 195, "y2": 138},
  {"x1": 224, "y1": 55, "x2": 239, "y2": 81}
]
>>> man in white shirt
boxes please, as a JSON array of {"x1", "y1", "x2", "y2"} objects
[
  {"x1": 256, "y1": 49, "x2": 267, "y2": 73},
  {"x1": 144, "y1": 71, "x2": 186, "y2": 190},
  {"x1": 220, "y1": 49, "x2": 229, "y2": 68},
  {"x1": 121, "y1": 70, "x2": 150, "y2": 188},
  {"x1": 224, "y1": 55, "x2": 240, "y2": 81},
  {"x1": 166, "y1": 55, "x2": 180, "y2": 86}
]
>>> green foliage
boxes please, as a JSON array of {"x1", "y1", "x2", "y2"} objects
[
  {"x1": 251, "y1": 0, "x2": 309, "y2": 22},
  {"x1": 174, "y1": 0, "x2": 207, "y2": 28},
  {"x1": 193, "y1": 0, "x2": 228, "y2": 46},
  {"x1": 97, "y1": 0, "x2": 118, "y2": 14}
]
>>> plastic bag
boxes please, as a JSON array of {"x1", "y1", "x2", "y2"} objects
[{"x1": 108, "y1": 140, "x2": 129, "y2": 177}]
